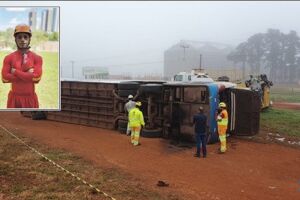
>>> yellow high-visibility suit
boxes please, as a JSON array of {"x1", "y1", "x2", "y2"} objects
[
  {"x1": 129, "y1": 107, "x2": 145, "y2": 146},
  {"x1": 217, "y1": 109, "x2": 228, "y2": 153}
]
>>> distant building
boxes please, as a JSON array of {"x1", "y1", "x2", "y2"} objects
[
  {"x1": 45, "y1": 8, "x2": 53, "y2": 32},
  {"x1": 28, "y1": 10, "x2": 37, "y2": 30},
  {"x1": 40, "y1": 8, "x2": 58, "y2": 32},
  {"x1": 52, "y1": 7, "x2": 59, "y2": 32},
  {"x1": 82, "y1": 67, "x2": 109, "y2": 79},
  {"x1": 164, "y1": 40, "x2": 234, "y2": 79},
  {"x1": 41, "y1": 10, "x2": 47, "y2": 31}
]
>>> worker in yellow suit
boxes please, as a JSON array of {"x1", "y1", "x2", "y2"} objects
[
  {"x1": 217, "y1": 102, "x2": 228, "y2": 153},
  {"x1": 129, "y1": 101, "x2": 145, "y2": 146}
]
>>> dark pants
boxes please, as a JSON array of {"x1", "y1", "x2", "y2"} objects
[{"x1": 195, "y1": 134, "x2": 207, "y2": 156}]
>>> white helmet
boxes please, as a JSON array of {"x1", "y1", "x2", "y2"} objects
[{"x1": 128, "y1": 94, "x2": 133, "y2": 99}]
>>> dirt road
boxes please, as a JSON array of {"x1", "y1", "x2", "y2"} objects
[
  {"x1": 272, "y1": 102, "x2": 300, "y2": 110},
  {"x1": 0, "y1": 112, "x2": 299, "y2": 200}
]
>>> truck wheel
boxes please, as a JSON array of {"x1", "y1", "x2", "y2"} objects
[
  {"x1": 141, "y1": 128, "x2": 162, "y2": 138},
  {"x1": 118, "y1": 82, "x2": 140, "y2": 90},
  {"x1": 118, "y1": 120, "x2": 128, "y2": 129},
  {"x1": 139, "y1": 84, "x2": 163, "y2": 94},
  {"x1": 118, "y1": 126, "x2": 127, "y2": 134}
]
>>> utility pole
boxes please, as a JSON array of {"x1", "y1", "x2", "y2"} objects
[
  {"x1": 199, "y1": 54, "x2": 202, "y2": 70},
  {"x1": 180, "y1": 43, "x2": 189, "y2": 60},
  {"x1": 71, "y1": 60, "x2": 75, "y2": 78}
]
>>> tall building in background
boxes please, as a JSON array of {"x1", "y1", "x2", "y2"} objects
[
  {"x1": 39, "y1": 7, "x2": 59, "y2": 32},
  {"x1": 28, "y1": 10, "x2": 37, "y2": 30},
  {"x1": 45, "y1": 8, "x2": 53, "y2": 32},
  {"x1": 41, "y1": 10, "x2": 47, "y2": 31},
  {"x1": 52, "y1": 7, "x2": 59, "y2": 32}
]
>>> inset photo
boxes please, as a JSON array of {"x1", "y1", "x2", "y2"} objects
[{"x1": 0, "y1": 6, "x2": 60, "y2": 110}]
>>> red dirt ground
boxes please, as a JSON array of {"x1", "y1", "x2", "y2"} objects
[
  {"x1": 0, "y1": 112, "x2": 300, "y2": 200},
  {"x1": 272, "y1": 102, "x2": 300, "y2": 110}
]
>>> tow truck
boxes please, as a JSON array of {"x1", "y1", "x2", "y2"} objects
[{"x1": 173, "y1": 69, "x2": 214, "y2": 83}]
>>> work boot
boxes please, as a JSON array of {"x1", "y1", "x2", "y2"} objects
[{"x1": 217, "y1": 148, "x2": 225, "y2": 154}]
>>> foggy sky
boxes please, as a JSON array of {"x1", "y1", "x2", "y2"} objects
[{"x1": 2, "y1": 1, "x2": 300, "y2": 78}]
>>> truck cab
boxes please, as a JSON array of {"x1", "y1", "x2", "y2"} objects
[{"x1": 173, "y1": 70, "x2": 214, "y2": 83}]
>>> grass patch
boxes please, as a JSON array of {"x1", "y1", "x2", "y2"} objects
[
  {"x1": 271, "y1": 93, "x2": 300, "y2": 103},
  {"x1": 0, "y1": 129, "x2": 178, "y2": 200},
  {"x1": 260, "y1": 108, "x2": 300, "y2": 137},
  {"x1": 271, "y1": 86, "x2": 300, "y2": 103},
  {"x1": 0, "y1": 51, "x2": 59, "y2": 109},
  {"x1": 36, "y1": 52, "x2": 59, "y2": 109}
]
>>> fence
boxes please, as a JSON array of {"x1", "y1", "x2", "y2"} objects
[
  {"x1": 269, "y1": 84, "x2": 300, "y2": 103},
  {"x1": 271, "y1": 85, "x2": 300, "y2": 95}
]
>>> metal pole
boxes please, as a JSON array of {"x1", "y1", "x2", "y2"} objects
[
  {"x1": 199, "y1": 54, "x2": 202, "y2": 70},
  {"x1": 71, "y1": 60, "x2": 74, "y2": 78},
  {"x1": 180, "y1": 44, "x2": 189, "y2": 60}
]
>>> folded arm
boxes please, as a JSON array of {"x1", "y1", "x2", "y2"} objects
[
  {"x1": 13, "y1": 55, "x2": 43, "y2": 83},
  {"x1": 2, "y1": 56, "x2": 18, "y2": 83}
]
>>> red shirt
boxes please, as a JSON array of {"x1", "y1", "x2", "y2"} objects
[{"x1": 2, "y1": 50, "x2": 43, "y2": 108}]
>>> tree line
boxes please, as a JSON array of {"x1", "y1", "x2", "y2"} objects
[{"x1": 227, "y1": 29, "x2": 300, "y2": 83}]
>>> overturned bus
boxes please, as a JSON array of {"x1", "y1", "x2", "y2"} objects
[{"x1": 25, "y1": 79, "x2": 261, "y2": 144}]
